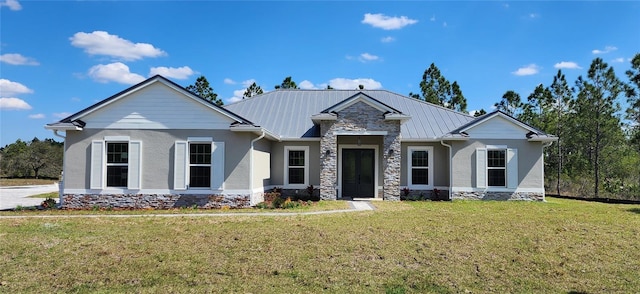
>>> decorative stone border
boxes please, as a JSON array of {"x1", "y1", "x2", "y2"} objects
[
  {"x1": 61, "y1": 193, "x2": 251, "y2": 209},
  {"x1": 452, "y1": 191, "x2": 544, "y2": 201}
]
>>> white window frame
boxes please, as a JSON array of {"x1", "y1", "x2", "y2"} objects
[
  {"x1": 174, "y1": 138, "x2": 224, "y2": 192},
  {"x1": 105, "y1": 141, "x2": 129, "y2": 188},
  {"x1": 284, "y1": 146, "x2": 309, "y2": 188},
  {"x1": 188, "y1": 139, "x2": 213, "y2": 189},
  {"x1": 476, "y1": 145, "x2": 518, "y2": 190},
  {"x1": 407, "y1": 146, "x2": 434, "y2": 189},
  {"x1": 486, "y1": 148, "x2": 507, "y2": 187},
  {"x1": 91, "y1": 136, "x2": 141, "y2": 191}
]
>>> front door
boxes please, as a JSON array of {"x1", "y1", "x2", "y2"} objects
[{"x1": 342, "y1": 149, "x2": 375, "y2": 198}]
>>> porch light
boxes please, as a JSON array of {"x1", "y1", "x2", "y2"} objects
[
  {"x1": 325, "y1": 149, "x2": 331, "y2": 156},
  {"x1": 388, "y1": 149, "x2": 394, "y2": 155}
]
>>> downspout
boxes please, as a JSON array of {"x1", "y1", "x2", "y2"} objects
[
  {"x1": 250, "y1": 130, "x2": 266, "y2": 205},
  {"x1": 440, "y1": 140, "x2": 453, "y2": 200},
  {"x1": 51, "y1": 130, "x2": 66, "y2": 207}
]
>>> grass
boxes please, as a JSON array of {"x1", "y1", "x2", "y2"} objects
[
  {"x1": 0, "y1": 200, "x2": 350, "y2": 215},
  {"x1": 1, "y1": 198, "x2": 639, "y2": 293},
  {"x1": 0, "y1": 178, "x2": 57, "y2": 187},
  {"x1": 27, "y1": 192, "x2": 58, "y2": 199}
]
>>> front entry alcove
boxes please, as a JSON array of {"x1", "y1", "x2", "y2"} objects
[{"x1": 337, "y1": 135, "x2": 381, "y2": 199}]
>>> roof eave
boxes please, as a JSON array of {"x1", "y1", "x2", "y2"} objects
[
  {"x1": 229, "y1": 125, "x2": 281, "y2": 141},
  {"x1": 44, "y1": 124, "x2": 83, "y2": 131},
  {"x1": 311, "y1": 113, "x2": 337, "y2": 124},
  {"x1": 528, "y1": 136, "x2": 559, "y2": 142},
  {"x1": 384, "y1": 113, "x2": 411, "y2": 122}
]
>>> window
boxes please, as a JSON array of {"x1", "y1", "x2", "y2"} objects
[
  {"x1": 487, "y1": 149, "x2": 506, "y2": 187},
  {"x1": 174, "y1": 139, "x2": 224, "y2": 191},
  {"x1": 91, "y1": 138, "x2": 140, "y2": 190},
  {"x1": 476, "y1": 147, "x2": 517, "y2": 189},
  {"x1": 189, "y1": 143, "x2": 211, "y2": 188},
  {"x1": 284, "y1": 146, "x2": 309, "y2": 187},
  {"x1": 106, "y1": 142, "x2": 128, "y2": 187},
  {"x1": 407, "y1": 146, "x2": 433, "y2": 188}
]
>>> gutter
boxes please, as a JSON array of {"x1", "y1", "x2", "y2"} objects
[
  {"x1": 440, "y1": 140, "x2": 453, "y2": 200},
  {"x1": 250, "y1": 130, "x2": 266, "y2": 205}
]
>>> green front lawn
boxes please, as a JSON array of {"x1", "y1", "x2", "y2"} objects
[{"x1": 1, "y1": 198, "x2": 638, "y2": 293}]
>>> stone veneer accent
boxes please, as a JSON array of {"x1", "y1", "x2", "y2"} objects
[
  {"x1": 401, "y1": 189, "x2": 450, "y2": 201},
  {"x1": 61, "y1": 193, "x2": 251, "y2": 209},
  {"x1": 452, "y1": 191, "x2": 545, "y2": 201},
  {"x1": 319, "y1": 101, "x2": 402, "y2": 201}
]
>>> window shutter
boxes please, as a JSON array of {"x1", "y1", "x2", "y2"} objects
[
  {"x1": 90, "y1": 140, "x2": 105, "y2": 189},
  {"x1": 174, "y1": 141, "x2": 188, "y2": 190},
  {"x1": 211, "y1": 142, "x2": 225, "y2": 190},
  {"x1": 476, "y1": 148, "x2": 487, "y2": 188},
  {"x1": 507, "y1": 148, "x2": 518, "y2": 189},
  {"x1": 128, "y1": 141, "x2": 142, "y2": 190}
]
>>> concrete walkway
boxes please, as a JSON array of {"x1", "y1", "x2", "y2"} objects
[
  {"x1": 0, "y1": 183, "x2": 59, "y2": 210},
  {"x1": 0, "y1": 199, "x2": 375, "y2": 219}
]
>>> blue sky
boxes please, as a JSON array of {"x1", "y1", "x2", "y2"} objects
[{"x1": 1, "y1": 1, "x2": 639, "y2": 146}]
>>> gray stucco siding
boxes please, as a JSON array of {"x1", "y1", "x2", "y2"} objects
[
  {"x1": 450, "y1": 139, "x2": 544, "y2": 189},
  {"x1": 270, "y1": 141, "x2": 321, "y2": 187},
  {"x1": 400, "y1": 143, "x2": 450, "y2": 188},
  {"x1": 252, "y1": 138, "x2": 272, "y2": 189},
  {"x1": 63, "y1": 129, "x2": 253, "y2": 190}
]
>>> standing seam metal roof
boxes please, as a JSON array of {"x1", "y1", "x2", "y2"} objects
[{"x1": 223, "y1": 89, "x2": 476, "y2": 140}]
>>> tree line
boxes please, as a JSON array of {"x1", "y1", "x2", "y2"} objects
[
  {"x1": 492, "y1": 55, "x2": 640, "y2": 199},
  {"x1": 0, "y1": 137, "x2": 63, "y2": 179}
]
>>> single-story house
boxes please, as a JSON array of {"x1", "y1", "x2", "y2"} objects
[{"x1": 46, "y1": 75, "x2": 557, "y2": 209}]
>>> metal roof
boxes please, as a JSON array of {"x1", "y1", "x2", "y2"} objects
[{"x1": 224, "y1": 89, "x2": 476, "y2": 140}]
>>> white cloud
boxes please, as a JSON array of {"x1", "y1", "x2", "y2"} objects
[
  {"x1": 359, "y1": 53, "x2": 380, "y2": 62},
  {"x1": 70, "y1": 31, "x2": 167, "y2": 61},
  {"x1": 512, "y1": 64, "x2": 540, "y2": 76},
  {"x1": 0, "y1": 97, "x2": 31, "y2": 110},
  {"x1": 88, "y1": 62, "x2": 145, "y2": 84},
  {"x1": 442, "y1": 22, "x2": 448, "y2": 28},
  {"x1": 0, "y1": 79, "x2": 33, "y2": 96},
  {"x1": 224, "y1": 78, "x2": 236, "y2": 85},
  {"x1": 228, "y1": 89, "x2": 245, "y2": 104},
  {"x1": 328, "y1": 78, "x2": 383, "y2": 90},
  {"x1": 53, "y1": 112, "x2": 72, "y2": 119},
  {"x1": 529, "y1": 13, "x2": 539, "y2": 19},
  {"x1": 149, "y1": 66, "x2": 194, "y2": 79},
  {"x1": 299, "y1": 80, "x2": 317, "y2": 89},
  {"x1": 554, "y1": 61, "x2": 582, "y2": 69},
  {"x1": 611, "y1": 57, "x2": 625, "y2": 63},
  {"x1": 362, "y1": 13, "x2": 418, "y2": 30},
  {"x1": 592, "y1": 46, "x2": 617, "y2": 54},
  {"x1": 380, "y1": 36, "x2": 395, "y2": 43},
  {"x1": 28, "y1": 113, "x2": 45, "y2": 119},
  {"x1": 0, "y1": 0, "x2": 21, "y2": 10},
  {"x1": 430, "y1": 15, "x2": 436, "y2": 21},
  {"x1": 0, "y1": 53, "x2": 39, "y2": 65},
  {"x1": 241, "y1": 79, "x2": 256, "y2": 87}
]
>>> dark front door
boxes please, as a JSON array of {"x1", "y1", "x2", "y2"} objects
[{"x1": 342, "y1": 149, "x2": 375, "y2": 198}]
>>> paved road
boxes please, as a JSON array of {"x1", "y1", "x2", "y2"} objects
[{"x1": 0, "y1": 184, "x2": 59, "y2": 210}]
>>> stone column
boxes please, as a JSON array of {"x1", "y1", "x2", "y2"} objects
[
  {"x1": 319, "y1": 121, "x2": 337, "y2": 200},
  {"x1": 383, "y1": 123, "x2": 401, "y2": 201}
]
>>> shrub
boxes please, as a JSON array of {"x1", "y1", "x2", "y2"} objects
[
  {"x1": 282, "y1": 197, "x2": 300, "y2": 209},
  {"x1": 264, "y1": 192, "x2": 280, "y2": 203},
  {"x1": 272, "y1": 196, "x2": 285, "y2": 209},
  {"x1": 41, "y1": 198, "x2": 57, "y2": 209},
  {"x1": 255, "y1": 202, "x2": 270, "y2": 209}
]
